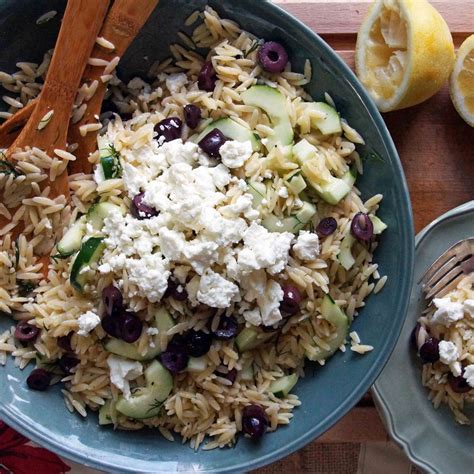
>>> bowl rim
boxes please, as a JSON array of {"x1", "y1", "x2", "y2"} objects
[{"x1": 0, "y1": 0, "x2": 415, "y2": 471}]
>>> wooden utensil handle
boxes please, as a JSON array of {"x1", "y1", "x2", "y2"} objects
[{"x1": 68, "y1": 0, "x2": 160, "y2": 174}]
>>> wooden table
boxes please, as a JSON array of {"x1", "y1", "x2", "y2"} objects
[{"x1": 255, "y1": 1, "x2": 474, "y2": 471}]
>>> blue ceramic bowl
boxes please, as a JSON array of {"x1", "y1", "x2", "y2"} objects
[{"x1": 0, "y1": 0, "x2": 414, "y2": 471}]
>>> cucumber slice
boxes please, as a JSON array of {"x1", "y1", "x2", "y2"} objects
[
  {"x1": 56, "y1": 216, "x2": 86, "y2": 257},
  {"x1": 370, "y1": 215, "x2": 387, "y2": 235},
  {"x1": 269, "y1": 373, "x2": 298, "y2": 398},
  {"x1": 116, "y1": 360, "x2": 173, "y2": 420},
  {"x1": 337, "y1": 232, "x2": 356, "y2": 270},
  {"x1": 307, "y1": 102, "x2": 342, "y2": 135},
  {"x1": 293, "y1": 139, "x2": 317, "y2": 164},
  {"x1": 87, "y1": 202, "x2": 123, "y2": 232},
  {"x1": 154, "y1": 306, "x2": 175, "y2": 333},
  {"x1": 236, "y1": 327, "x2": 274, "y2": 352},
  {"x1": 103, "y1": 337, "x2": 160, "y2": 361},
  {"x1": 196, "y1": 117, "x2": 260, "y2": 152},
  {"x1": 303, "y1": 166, "x2": 356, "y2": 205},
  {"x1": 98, "y1": 399, "x2": 116, "y2": 425},
  {"x1": 262, "y1": 201, "x2": 316, "y2": 234},
  {"x1": 306, "y1": 295, "x2": 349, "y2": 361},
  {"x1": 98, "y1": 135, "x2": 122, "y2": 179},
  {"x1": 187, "y1": 356, "x2": 208, "y2": 373},
  {"x1": 70, "y1": 237, "x2": 105, "y2": 292},
  {"x1": 241, "y1": 85, "x2": 293, "y2": 149},
  {"x1": 288, "y1": 174, "x2": 307, "y2": 195},
  {"x1": 247, "y1": 181, "x2": 266, "y2": 208},
  {"x1": 240, "y1": 363, "x2": 254, "y2": 382}
]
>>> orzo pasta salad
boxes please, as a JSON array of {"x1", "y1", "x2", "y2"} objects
[{"x1": 0, "y1": 6, "x2": 387, "y2": 449}]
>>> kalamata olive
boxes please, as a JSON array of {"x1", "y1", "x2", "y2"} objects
[
  {"x1": 167, "y1": 334, "x2": 188, "y2": 353},
  {"x1": 419, "y1": 337, "x2": 440, "y2": 363},
  {"x1": 198, "y1": 61, "x2": 217, "y2": 92},
  {"x1": 198, "y1": 128, "x2": 227, "y2": 158},
  {"x1": 165, "y1": 279, "x2": 188, "y2": 302},
  {"x1": 215, "y1": 367, "x2": 237, "y2": 384},
  {"x1": 316, "y1": 217, "x2": 337, "y2": 237},
  {"x1": 183, "y1": 104, "x2": 201, "y2": 129},
  {"x1": 185, "y1": 330, "x2": 212, "y2": 357},
  {"x1": 101, "y1": 314, "x2": 122, "y2": 339},
  {"x1": 14, "y1": 322, "x2": 40, "y2": 342},
  {"x1": 120, "y1": 313, "x2": 143, "y2": 343},
  {"x1": 57, "y1": 333, "x2": 72, "y2": 352},
  {"x1": 58, "y1": 355, "x2": 80, "y2": 374},
  {"x1": 131, "y1": 192, "x2": 159, "y2": 220},
  {"x1": 27, "y1": 368, "x2": 51, "y2": 391},
  {"x1": 242, "y1": 404, "x2": 269, "y2": 439},
  {"x1": 448, "y1": 372, "x2": 471, "y2": 394},
  {"x1": 102, "y1": 285, "x2": 123, "y2": 317},
  {"x1": 280, "y1": 285, "x2": 302, "y2": 316},
  {"x1": 350, "y1": 212, "x2": 374, "y2": 241},
  {"x1": 212, "y1": 316, "x2": 238, "y2": 340},
  {"x1": 257, "y1": 41, "x2": 288, "y2": 73},
  {"x1": 160, "y1": 349, "x2": 189, "y2": 374},
  {"x1": 101, "y1": 98, "x2": 119, "y2": 114},
  {"x1": 154, "y1": 117, "x2": 182, "y2": 143}
]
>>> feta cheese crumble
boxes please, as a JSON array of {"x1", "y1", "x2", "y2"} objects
[
  {"x1": 107, "y1": 355, "x2": 143, "y2": 400},
  {"x1": 293, "y1": 231, "x2": 320, "y2": 261},
  {"x1": 431, "y1": 298, "x2": 464, "y2": 326},
  {"x1": 77, "y1": 311, "x2": 101, "y2": 336},
  {"x1": 438, "y1": 340, "x2": 459, "y2": 365},
  {"x1": 463, "y1": 364, "x2": 474, "y2": 388},
  {"x1": 197, "y1": 269, "x2": 240, "y2": 308},
  {"x1": 219, "y1": 140, "x2": 253, "y2": 168}
]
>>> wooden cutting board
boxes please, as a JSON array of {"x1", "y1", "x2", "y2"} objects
[{"x1": 255, "y1": 1, "x2": 474, "y2": 471}]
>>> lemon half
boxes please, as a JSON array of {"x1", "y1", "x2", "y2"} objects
[
  {"x1": 355, "y1": 0, "x2": 455, "y2": 112},
  {"x1": 450, "y1": 34, "x2": 474, "y2": 127}
]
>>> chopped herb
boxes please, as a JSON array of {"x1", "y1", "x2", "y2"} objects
[
  {"x1": 0, "y1": 158, "x2": 21, "y2": 176},
  {"x1": 17, "y1": 280, "x2": 36, "y2": 297},
  {"x1": 14, "y1": 238, "x2": 20, "y2": 267},
  {"x1": 146, "y1": 398, "x2": 163, "y2": 415},
  {"x1": 244, "y1": 39, "x2": 264, "y2": 58}
]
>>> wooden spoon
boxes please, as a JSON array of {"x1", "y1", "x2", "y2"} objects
[
  {"x1": 0, "y1": 0, "x2": 160, "y2": 172},
  {"x1": 0, "y1": 0, "x2": 110, "y2": 272},
  {"x1": 67, "y1": 0, "x2": 160, "y2": 175}
]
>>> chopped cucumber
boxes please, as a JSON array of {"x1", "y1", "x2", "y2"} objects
[
  {"x1": 337, "y1": 232, "x2": 356, "y2": 270},
  {"x1": 269, "y1": 373, "x2": 298, "y2": 398},
  {"x1": 370, "y1": 215, "x2": 387, "y2": 235},
  {"x1": 103, "y1": 337, "x2": 160, "y2": 361},
  {"x1": 262, "y1": 202, "x2": 316, "y2": 234},
  {"x1": 98, "y1": 399, "x2": 116, "y2": 425},
  {"x1": 116, "y1": 360, "x2": 173, "y2": 420},
  {"x1": 98, "y1": 135, "x2": 122, "y2": 179},
  {"x1": 306, "y1": 295, "x2": 349, "y2": 361},
  {"x1": 196, "y1": 117, "x2": 260, "y2": 152},
  {"x1": 154, "y1": 306, "x2": 175, "y2": 333},
  {"x1": 241, "y1": 85, "x2": 293, "y2": 149},
  {"x1": 70, "y1": 237, "x2": 105, "y2": 292},
  {"x1": 240, "y1": 363, "x2": 254, "y2": 382},
  {"x1": 306, "y1": 102, "x2": 342, "y2": 135},
  {"x1": 287, "y1": 174, "x2": 307, "y2": 195},
  {"x1": 87, "y1": 202, "x2": 123, "y2": 232},
  {"x1": 187, "y1": 356, "x2": 208, "y2": 373},
  {"x1": 293, "y1": 139, "x2": 317, "y2": 164},
  {"x1": 236, "y1": 327, "x2": 274, "y2": 352},
  {"x1": 56, "y1": 216, "x2": 86, "y2": 257},
  {"x1": 247, "y1": 181, "x2": 266, "y2": 208}
]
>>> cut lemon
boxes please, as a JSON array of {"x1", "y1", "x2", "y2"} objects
[
  {"x1": 355, "y1": 0, "x2": 455, "y2": 112},
  {"x1": 450, "y1": 34, "x2": 474, "y2": 127}
]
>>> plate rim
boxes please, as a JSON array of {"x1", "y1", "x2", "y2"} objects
[{"x1": 372, "y1": 200, "x2": 474, "y2": 474}]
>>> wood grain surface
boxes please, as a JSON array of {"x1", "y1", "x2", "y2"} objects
[{"x1": 254, "y1": 1, "x2": 473, "y2": 471}]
